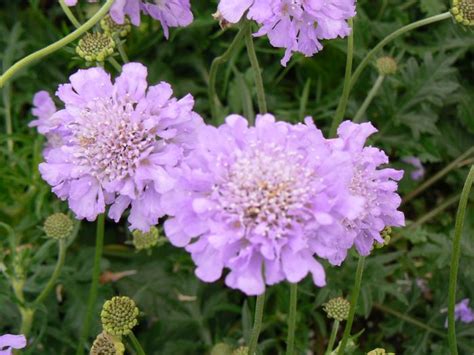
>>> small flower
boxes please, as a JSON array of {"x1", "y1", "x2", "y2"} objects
[
  {"x1": 76, "y1": 32, "x2": 116, "y2": 62},
  {"x1": 101, "y1": 296, "x2": 139, "y2": 336},
  {"x1": 163, "y1": 114, "x2": 365, "y2": 295},
  {"x1": 401, "y1": 156, "x2": 425, "y2": 181},
  {"x1": 0, "y1": 334, "x2": 26, "y2": 355},
  {"x1": 100, "y1": 15, "x2": 132, "y2": 37},
  {"x1": 35, "y1": 63, "x2": 202, "y2": 231},
  {"x1": 90, "y1": 332, "x2": 125, "y2": 355},
  {"x1": 323, "y1": 297, "x2": 350, "y2": 322},
  {"x1": 217, "y1": 0, "x2": 356, "y2": 66},
  {"x1": 376, "y1": 56, "x2": 398, "y2": 76},
  {"x1": 132, "y1": 226, "x2": 161, "y2": 251},
  {"x1": 142, "y1": 0, "x2": 194, "y2": 39},
  {"x1": 452, "y1": 0, "x2": 474, "y2": 26},
  {"x1": 43, "y1": 213, "x2": 74, "y2": 239},
  {"x1": 443, "y1": 298, "x2": 474, "y2": 327}
]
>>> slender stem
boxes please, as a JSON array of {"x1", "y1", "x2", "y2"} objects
[
  {"x1": 76, "y1": 214, "x2": 105, "y2": 355},
  {"x1": 114, "y1": 35, "x2": 130, "y2": 63},
  {"x1": 337, "y1": 256, "x2": 365, "y2": 355},
  {"x1": 2, "y1": 83, "x2": 13, "y2": 152},
  {"x1": 59, "y1": 0, "x2": 81, "y2": 29},
  {"x1": 407, "y1": 193, "x2": 461, "y2": 230},
  {"x1": 245, "y1": 22, "x2": 267, "y2": 114},
  {"x1": 0, "y1": 0, "x2": 116, "y2": 88},
  {"x1": 286, "y1": 283, "x2": 298, "y2": 355},
  {"x1": 208, "y1": 25, "x2": 247, "y2": 122},
  {"x1": 329, "y1": 18, "x2": 354, "y2": 138},
  {"x1": 34, "y1": 238, "x2": 67, "y2": 306},
  {"x1": 373, "y1": 303, "x2": 445, "y2": 338},
  {"x1": 325, "y1": 320, "x2": 340, "y2": 355},
  {"x1": 349, "y1": 12, "x2": 452, "y2": 92},
  {"x1": 108, "y1": 57, "x2": 122, "y2": 72},
  {"x1": 448, "y1": 165, "x2": 474, "y2": 355},
  {"x1": 353, "y1": 74, "x2": 385, "y2": 123},
  {"x1": 19, "y1": 308, "x2": 35, "y2": 336},
  {"x1": 248, "y1": 293, "x2": 266, "y2": 355},
  {"x1": 128, "y1": 331, "x2": 146, "y2": 355},
  {"x1": 403, "y1": 147, "x2": 474, "y2": 204}
]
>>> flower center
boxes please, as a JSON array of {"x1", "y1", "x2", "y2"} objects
[
  {"x1": 71, "y1": 98, "x2": 155, "y2": 183},
  {"x1": 348, "y1": 164, "x2": 377, "y2": 220},
  {"x1": 215, "y1": 144, "x2": 315, "y2": 238}
]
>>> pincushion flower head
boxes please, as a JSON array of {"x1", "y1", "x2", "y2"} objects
[
  {"x1": 35, "y1": 62, "x2": 202, "y2": 231},
  {"x1": 65, "y1": 0, "x2": 193, "y2": 37},
  {"x1": 162, "y1": 114, "x2": 365, "y2": 295},
  {"x1": 217, "y1": 0, "x2": 356, "y2": 66},
  {"x1": 331, "y1": 121, "x2": 405, "y2": 256}
]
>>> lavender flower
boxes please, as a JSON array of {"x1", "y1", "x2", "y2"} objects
[
  {"x1": 331, "y1": 121, "x2": 405, "y2": 256},
  {"x1": 162, "y1": 114, "x2": 365, "y2": 295},
  {"x1": 402, "y1": 156, "x2": 425, "y2": 181},
  {"x1": 0, "y1": 334, "x2": 26, "y2": 355},
  {"x1": 34, "y1": 62, "x2": 202, "y2": 231},
  {"x1": 454, "y1": 299, "x2": 474, "y2": 323},
  {"x1": 65, "y1": 0, "x2": 193, "y2": 36},
  {"x1": 217, "y1": 0, "x2": 356, "y2": 66}
]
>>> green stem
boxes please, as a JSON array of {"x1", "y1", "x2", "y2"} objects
[
  {"x1": 349, "y1": 12, "x2": 452, "y2": 92},
  {"x1": 407, "y1": 193, "x2": 461, "y2": 230},
  {"x1": 108, "y1": 57, "x2": 123, "y2": 71},
  {"x1": 208, "y1": 25, "x2": 247, "y2": 122},
  {"x1": 59, "y1": 0, "x2": 81, "y2": 29},
  {"x1": 0, "y1": 0, "x2": 116, "y2": 88},
  {"x1": 325, "y1": 320, "x2": 340, "y2": 355},
  {"x1": 286, "y1": 283, "x2": 298, "y2": 355},
  {"x1": 128, "y1": 331, "x2": 146, "y2": 355},
  {"x1": 373, "y1": 303, "x2": 445, "y2": 338},
  {"x1": 248, "y1": 293, "x2": 266, "y2": 355},
  {"x1": 244, "y1": 22, "x2": 267, "y2": 114},
  {"x1": 353, "y1": 74, "x2": 385, "y2": 123},
  {"x1": 2, "y1": 83, "x2": 13, "y2": 152},
  {"x1": 114, "y1": 35, "x2": 130, "y2": 63},
  {"x1": 448, "y1": 165, "x2": 474, "y2": 355},
  {"x1": 402, "y1": 147, "x2": 474, "y2": 204},
  {"x1": 76, "y1": 214, "x2": 105, "y2": 355},
  {"x1": 329, "y1": 18, "x2": 354, "y2": 138},
  {"x1": 34, "y1": 238, "x2": 67, "y2": 306},
  {"x1": 19, "y1": 307, "x2": 35, "y2": 336},
  {"x1": 337, "y1": 256, "x2": 365, "y2": 355}
]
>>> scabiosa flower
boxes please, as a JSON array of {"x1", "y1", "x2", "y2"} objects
[
  {"x1": 217, "y1": 0, "x2": 356, "y2": 66},
  {"x1": 0, "y1": 334, "x2": 26, "y2": 355},
  {"x1": 402, "y1": 156, "x2": 425, "y2": 181},
  {"x1": 35, "y1": 62, "x2": 202, "y2": 231},
  {"x1": 453, "y1": 298, "x2": 474, "y2": 324},
  {"x1": 331, "y1": 121, "x2": 405, "y2": 256},
  {"x1": 162, "y1": 114, "x2": 365, "y2": 295}
]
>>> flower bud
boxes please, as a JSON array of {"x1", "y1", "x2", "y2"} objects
[
  {"x1": 376, "y1": 226, "x2": 392, "y2": 249},
  {"x1": 90, "y1": 331, "x2": 125, "y2": 355},
  {"x1": 367, "y1": 348, "x2": 395, "y2": 355},
  {"x1": 76, "y1": 32, "x2": 115, "y2": 62},
  {"x1": 100, "y1": 15, "x2": 132, "y2": 37},
  {"x1": 376, "y1": 57, "x2": 397, "y2": 76},
  {"x1": 43, "y1": 213, "x2": 73, "y2": 240},
  {"x1": 101, "y1": 296, "x2": 139, "y2": 336},
  {"x1": 452, "y1": 0, "x2": 474, "y2": 26},
  {"x1": 210, "y1": 343, "x2": 233, "y2": 355},
  {"x1": 323, "y1": 297, "x2": 350, "y2": 322},
  {"x1": 132, "y1": 227, "x2": 161, "y2": 251},
  {"x1": 232, "y1": 346, "x2": 249, "y2": 355}
]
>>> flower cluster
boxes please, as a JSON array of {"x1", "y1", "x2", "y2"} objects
[
  {"x1": 31, "y1": 62, "x2": 202, "y2": 231},
  {"x1": 162, "y1": 115, "x2": 404, "y2": 294},
  {"x1": 217, "y1": 0, "x2": 356, "y2": 66},
  {"x1": 65, "y1": 0, "x2": 193, "y2": 37}
]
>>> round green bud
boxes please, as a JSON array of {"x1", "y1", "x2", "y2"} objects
[
  {"x1": 132, "y1": 227, "x2": 160, "y2": 251},
  {"x1": 367, "y1": 348, "x2": 395, "y2": 355},
  {"x1": 43, "y1": 213, "x2": 73, "y2": 239},
  {"x1": 376, "y1": 57, "x2": 397, "y2": 76},
  {"x1": 90, "y1": 332, "x2": 125, "y2": 355},
  {"x1": 100, "y1": 15, "x2": 132, "y2": 37},
  {"x1": 452, "y1": 0, "x2": 474, "y2": 26},
  {"x1": 76, "y1": 32, "x2": 115, "y2": 62},
  {"x1": 323, "y1": 297, "x2": 350, "y2": 322},
  {"x1": 210, "y1": 343, "x2": 233, "y2": 355},
  {"x1": 101, "y1": 296, "x2": 139, "y2": 336},
  {"x1": 232, "y1": 346, "x2": 249, "y2": 355}
]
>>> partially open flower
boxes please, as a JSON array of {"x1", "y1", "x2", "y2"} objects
[
  {"x1": 101, "y1": 296, "x2": 139, "y2": 336},
  {"x1": 90, "y1": 332, "x2": 125, "y2": 355},
  {"x1": 43, "y1": 213, "x2": 73, "y2": 240},
  {"x1": 76, "y1": 32, "x2": 115, "y2": 62}
]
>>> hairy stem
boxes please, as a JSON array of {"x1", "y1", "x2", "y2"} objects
[
  {"x1": 248, "y1": 293, "x2": 266, "y2": 355},
  {"x1": 353, "y1": 74, "x2": 385, "y2": 123},
  {"x1": 286, "y1": 283, "x2": 298, "y2": 355},
  {"x1": 448, "y1": 165, "x2": 474, "y2": 355},
  {"x1": 337, "y1": 256, "x2": 365, "y2": 355},
  {"x1": 330, "y1": 18, "x2": 354, "y2": 138},
  {"x1": 76, "y1": 214, "x2": 105, "y2": 355},
  {"x1": 325, "y1": 320, "x2": 340, "y2": 355},
  {"x1": 245, "y1": 22, "x2": 267, "y2": 114},
  {"x1": 0, "y1": 0, "x2": 116, "y2": 88}
]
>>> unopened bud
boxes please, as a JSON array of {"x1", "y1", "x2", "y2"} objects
[
  {"x1": 100, "y1": 15, "x2": 132, "y2": 37},
  {"x1": 76, "y1": 32, "x2": 115, "y2": 62},
  {"x1": 210, "y1": 343, "x2": 233, "y2": 355},
  {"x1": 452, "y1": 0, "x2": 474, "y2": 26},
  {"x1": 232, "y1": 346, "x2": 249, "y2": 355},
  {"x1": 90, "y1": 331, "x2": 125, "y2": 355},
  {"x1": 132, "y1": 227, "x2": 161, "y2": 251},
  {"x1": 376, "y1": 57, "x2": 397, "y2": 76},
  {"x1": 367, "y1": 348, "x2": 395, "y2": 355},
  {"x1": 323, "y1": 297, "x2": 350, "y2": 322},
  {"x1": 43, "y1": 213, "x2": 73, "y2": 239},
  {"x1": 376, "y1": 226, "x2": 392, "y2": 249},
  {"x1": 101, "y1": 296, "x2": 139, "y2": 336}
]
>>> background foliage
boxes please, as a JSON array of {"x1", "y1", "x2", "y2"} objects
[{"x1": 0, "y1": 0, "x2": 473, "y2": 354}]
